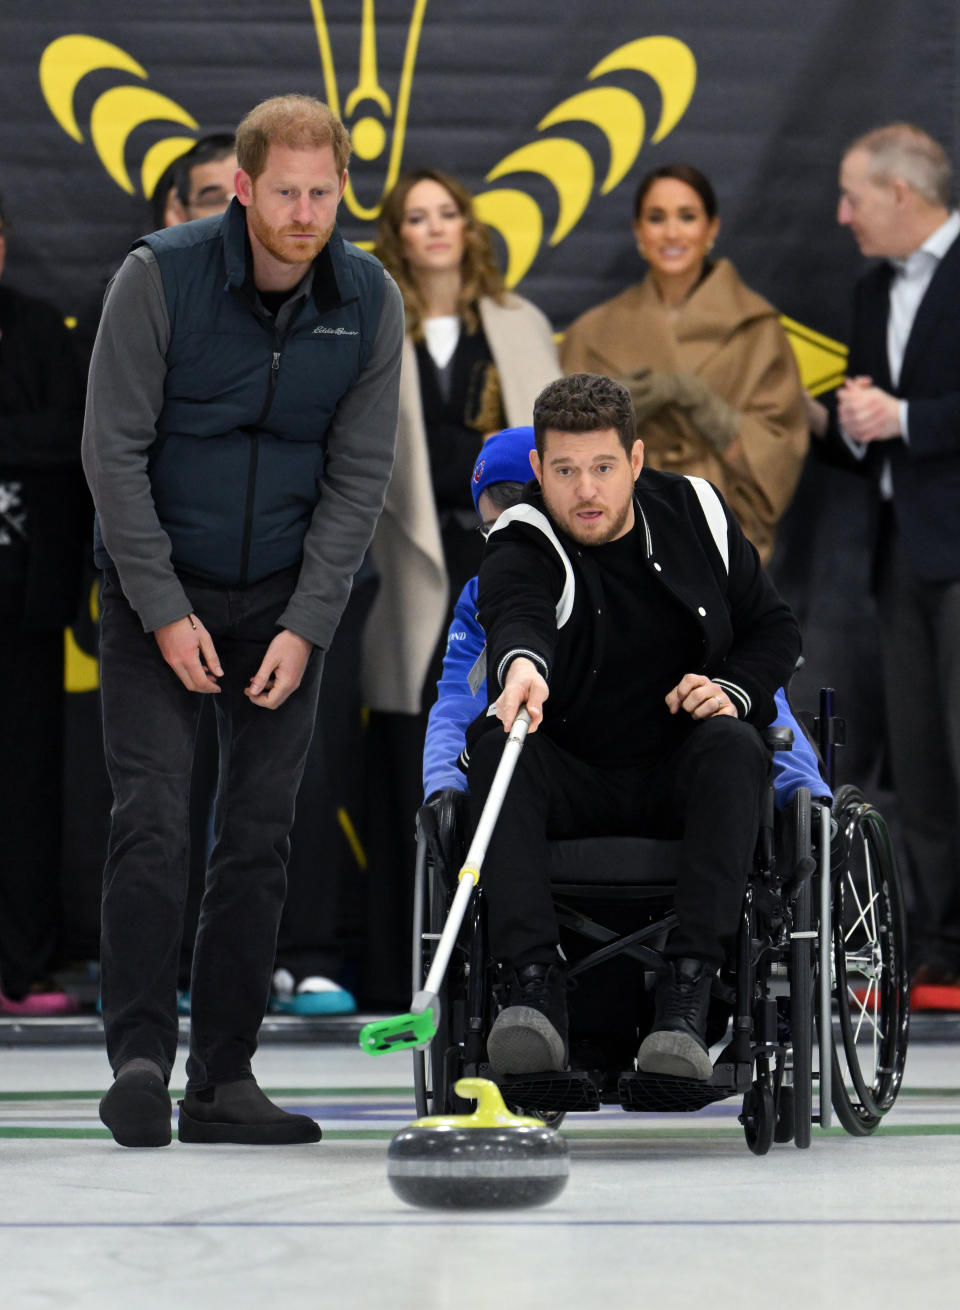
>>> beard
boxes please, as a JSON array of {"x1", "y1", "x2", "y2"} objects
[
  {"x1": 545, "y1": 490, "x2": 634, "y2": 545},
  {"x1": 247, "y1": 207, "x2": 335, "y2": 266}
]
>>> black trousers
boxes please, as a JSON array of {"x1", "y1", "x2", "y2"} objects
[
  {"x1": 0, "y1": 626, "x2": 64, "y2": 997},
  {"x1": 98, "y1": 568, "x2": 324, "y2": 1090},
  {"x1": 467, "y1": 716, "x2": 769, "y2": 970},
  {"x1": 877, "y1": 524, "x2": 960, "y2": 971}
]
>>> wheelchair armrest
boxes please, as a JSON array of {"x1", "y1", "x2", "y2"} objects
[{"x1": 764, "y1": 725, "x2": 795, "y2": 752}]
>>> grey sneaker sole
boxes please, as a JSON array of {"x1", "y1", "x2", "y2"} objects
[
  {"x1": 637, "y1": 1030, "x2": 714, "y2": 1081},
  {"x1": 486, "y1": 1005, "x2": 566, "y2": 1075}
]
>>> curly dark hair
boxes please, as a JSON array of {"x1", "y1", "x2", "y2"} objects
[
  {"x1": 374, "y1": 168, "x2": 505, "y2": 341},
  {"x1": 533, "y1": 374, "x2": 636, "y2": 458}
]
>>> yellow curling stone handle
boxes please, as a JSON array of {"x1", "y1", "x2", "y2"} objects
[{"x1": 411, "y1": 1078, "x2": 546, "y2": 1130}]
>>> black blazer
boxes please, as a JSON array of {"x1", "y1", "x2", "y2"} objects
[{"x1": 846, "y1": 230, "x2": 960, "y2": 581}]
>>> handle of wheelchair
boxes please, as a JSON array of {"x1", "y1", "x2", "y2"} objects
[{"x1": 420, "y1": 706, "x2": 532, "y2": 1003}]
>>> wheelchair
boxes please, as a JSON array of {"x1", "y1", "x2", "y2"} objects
[{"x1": 410, "y1": 689, "x2": 909, "y2": 1154}]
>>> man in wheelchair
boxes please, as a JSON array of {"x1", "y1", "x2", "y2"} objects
[{"x1": 461, "y1": 374, "x2": 801, "y2": 1082}]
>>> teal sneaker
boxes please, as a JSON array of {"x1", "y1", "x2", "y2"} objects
[{"x1": 270, "y1": 969, "x2": 357, "y2": 1016}]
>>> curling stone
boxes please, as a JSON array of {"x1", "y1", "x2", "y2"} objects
[{"x1": 387, "y1": 1077, "x2": 569, "y2": 1210}]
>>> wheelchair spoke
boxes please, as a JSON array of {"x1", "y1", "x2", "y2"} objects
[
  {"x1": 842, "y1": 872, "x2": 880, "y2": 951},
  {"x1": 847, "y1": 975, "x2": 884, "y2": 1056}
]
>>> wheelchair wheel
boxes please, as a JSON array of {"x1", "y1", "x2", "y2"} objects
[
  {"x1": 829, "y1": 785, "x2": 909, "y2": 1135},
  {"x1": 787, "y1": 789, "x2": 814, "y2": 1149},
  {"x1": 773, "y1": 1086, "x2": 794, "y2": 1143},
  {"x1": 412, "y1": 855, "x2": 464, "y2": 1117},
  {"x1": 429, "y1": 861, "x2": 471, "y2": 1116},
  {"x1": 742, "y1": 1079, "x2": 775, "y2": 1155},
  {"x1": 790, "y1": 873, "x2": 814, "y2": 1148}
]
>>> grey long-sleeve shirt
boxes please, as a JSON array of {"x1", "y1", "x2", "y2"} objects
[{"x1": 82, "y1": 244, "x2": 403, "y2": 647}]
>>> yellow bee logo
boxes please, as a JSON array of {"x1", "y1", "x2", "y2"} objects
[{"x1": 39, "y1": 7, "x2": 846, "y2": 395}]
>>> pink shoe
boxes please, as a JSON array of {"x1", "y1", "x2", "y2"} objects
[{"x1": 0, "y1": 988, "x2": 79, "y2": 1017}]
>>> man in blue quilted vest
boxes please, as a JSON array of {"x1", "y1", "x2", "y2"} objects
[{"x1": 82, "y1": 95, "x2": 403, "y2": 1148}]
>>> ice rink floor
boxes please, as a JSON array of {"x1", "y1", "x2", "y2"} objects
[{"x1": 3, "y1": 1034, "x2": 960, "y2": 1309}]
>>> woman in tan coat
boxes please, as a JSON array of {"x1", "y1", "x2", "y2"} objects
[{"x1": 561, "y1": 164, "x2": 807, "y2": 564}]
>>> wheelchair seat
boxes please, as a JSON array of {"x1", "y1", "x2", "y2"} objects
[{"x1": 547, "y1": 836, "x2": 684, "y2": 889}]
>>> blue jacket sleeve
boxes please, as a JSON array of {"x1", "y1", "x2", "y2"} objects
[
  {"x1": 423, "y1": 578, "x2": 487, "y2": 799},
  {"x1": 771, "y1": 686, "x2": 832, "y2": 809}
]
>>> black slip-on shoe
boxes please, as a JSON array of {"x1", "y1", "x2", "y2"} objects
[
  {"x1": 177, "y1": 1078, "x2": 321, "y2": 1145},
  {"x1": 99, "y1": 1063, "x2": 172, "y2": 1148}
]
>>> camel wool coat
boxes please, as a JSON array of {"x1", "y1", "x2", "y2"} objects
[
  {"x1": 361, "y1": 292, "x2": 560, "y2": 713},
  {"x1": 560, "y1": 258, "x2": 808, "y2": 563}
]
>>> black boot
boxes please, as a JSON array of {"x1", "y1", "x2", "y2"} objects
[
  {"x1": 99, "y1": 1059, "x2": 172, "y2": 1148},
  {"x1": 177, "y1": 1078, "x2": 322, "y2": 1145},
  {"x1": 486, "y1": 961, "x2": 569, "y2": 1075},
  {"x1": 637, "y1": 958, "x2": 715, "y2": 1080}
]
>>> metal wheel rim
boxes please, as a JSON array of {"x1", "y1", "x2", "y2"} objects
[{"x1": 833, "y1": 800, "x2": 908, "y2": 1117}]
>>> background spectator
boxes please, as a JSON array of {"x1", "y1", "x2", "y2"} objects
[
  {"x1": 359, "y1": 168, "x2": 560, "y2": 1006},
  {"x1": 154, "y1": 132, "x2": 238, "y2": 228},
  {"x1": 561, "y1": 164, "x2": 808, "y2": 565},
  {"x1": 829, "y1": 124, "x2": 960, "y2": 992},
  {"x1": 0, "y1": 191, "x2": 87, "y2": 1014}
]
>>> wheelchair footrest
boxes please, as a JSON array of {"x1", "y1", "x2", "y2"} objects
[
  {"x1": 491, "y1": 1068, "x2": 603, "y2": 1113},
  {"x1": 618, "y1": 1062, "x2": 750, "y2": 1113}
]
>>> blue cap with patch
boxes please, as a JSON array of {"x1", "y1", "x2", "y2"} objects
[{"x1": 470, "y1": 425, "x2": 536, "y2": 511}]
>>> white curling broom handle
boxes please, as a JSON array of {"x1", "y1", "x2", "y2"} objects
[{"x1": 420, "y1": 708, "x2": 532, "y2": 999}]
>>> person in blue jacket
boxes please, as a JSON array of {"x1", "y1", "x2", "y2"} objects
[{"x1": 423, "y1": 428, "x2": 828, "y2": 812}]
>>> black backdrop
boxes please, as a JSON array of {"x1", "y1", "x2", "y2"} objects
[{"x1": 2, "y1": 0, "x2": 957, "y2": 964}]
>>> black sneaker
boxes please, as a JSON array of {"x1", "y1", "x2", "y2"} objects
[
  {"x1": 486, "y1": 962, "x2": 569, "y2": 1075},
  {"x1": 636, "y1": 957, "x2": 715, "y2": 1080}
]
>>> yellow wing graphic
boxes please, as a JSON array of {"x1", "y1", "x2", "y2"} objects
[
  {"x1": 780, "y1": 316, "x2": 848, "y2": 395},
  {"x1": 39, "y1": 34, "x2": 198, "y2": 198},
  {"x1": 475, "y1": 35, "x2": 696, "y2": 287}
]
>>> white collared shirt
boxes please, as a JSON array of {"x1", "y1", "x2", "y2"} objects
[
  {"x1": 843, "y1": 210, "x2": 960, "y2": 491},
  {"x1": 887, "y1": 210, "x2": 960, "y2": 395}
]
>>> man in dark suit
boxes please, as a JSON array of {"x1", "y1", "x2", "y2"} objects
[{"x1": 835, "y1": 123, "x2": 960, "y2": 987}]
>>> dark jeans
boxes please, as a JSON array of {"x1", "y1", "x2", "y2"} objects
[
  {"x1": 98, "y1": 567, "x2": 324, "y2": 1089},
  {"x1": 468, "y1": 716, "x2": 769, "y2": 970}
]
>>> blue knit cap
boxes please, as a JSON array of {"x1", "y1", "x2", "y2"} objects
[{"x1": 470, "y1": 425, "x2": 536, "y2": 511}]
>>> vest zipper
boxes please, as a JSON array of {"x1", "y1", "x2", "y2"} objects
[{"x1": 241, "y1": 348, "x2": 281, "y2": 584}]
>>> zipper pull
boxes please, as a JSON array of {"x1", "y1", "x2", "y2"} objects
[{"x1": 272, "y1": 350, "x2": 281, "y2": 373}]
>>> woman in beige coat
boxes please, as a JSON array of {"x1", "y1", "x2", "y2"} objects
[
  {"x1": 361, "y1": 169, "x2": 559, "y2": 1006},
  {"x1": 561, "y1": 164, "x2": 807, "y2": 564},
  {"x1": 364, "y1": 168, "x2": 560, "y2": 716}
]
